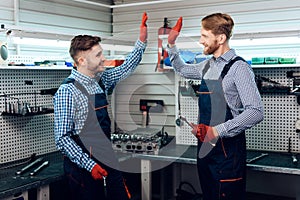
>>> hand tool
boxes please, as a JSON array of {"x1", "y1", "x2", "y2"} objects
[
  {"x1": 30, "y1": 161, "x2": 49, "y2": 176},
  {"x1": 16, "y1": 157, "x2": 43, "y2": 175},
  {"x1": 292, "y1": 155, "x2": 298, "y2": 164},
  {"x1": 246, "y1": 153, "x2": 268, "y2": 164},
  {"x1": 179, "y1": 116, "x2": 194, "y2": 128},
  {"x1": 103, "y1": 176, "x2": 107, "y2": 198},
  {"x1": 288, "y1": 137, "x2": 298, "y2": 165},
  {"x1": 180, "y1": 116, "x2": 216, "y2": 147}
]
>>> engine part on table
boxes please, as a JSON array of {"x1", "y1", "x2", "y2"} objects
[
  {"x1": 16, "y1": 157, "x2": 44, "y2": 175},
  {"x1": 255, "y1": 75, "x2": 290, "y2": 94},
  {"x1": 246, "y1": 153, "x2": 268, "y2": 164},
  {"x1": 111, "y1": 127, "x2": 168, "y2": 154}
]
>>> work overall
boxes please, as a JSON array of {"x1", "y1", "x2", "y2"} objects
[
  {"x1": 63, "y1": 78, "x2": 129, "y2": 200},
  {"x1": 197, "y1": 57, "x2": 247, "y2": 200}
]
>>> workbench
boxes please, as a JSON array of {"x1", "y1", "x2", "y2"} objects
[
  {"x1": 0, "y1": 143, "x2": 299, "y2": 200},
  {"x1": 0, "y1": 151, "x2": 64, "y2": 200},
  {"x1": 131, "y1": 140, "x2": 300, "y2": 200}
]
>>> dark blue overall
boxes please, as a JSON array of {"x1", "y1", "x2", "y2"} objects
[
  {"x1": 62, "y1": 78, "x2": 129, "y2": 200},
  {"x1": 197, "y1": 57, "x2": 247, "y2": 200}
]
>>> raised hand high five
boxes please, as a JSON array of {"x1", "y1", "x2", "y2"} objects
[
  {"x1": 168, "y1": 17, "x2": 183, "y2": 45},
  {"x1": 139, "y1": 12, "x2": 148, "y2": 43}
]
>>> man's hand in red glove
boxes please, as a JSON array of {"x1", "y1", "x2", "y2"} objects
[
  {"x1": 168, "y1": 17, "x2": 183, "y2": 46},
  {"x1": 191, "y1": 123, "x2": 218, "y2": 142},
  {"x1": 139, "y1": 12, "x2": 148, "y2": 43},
  {"x1": 91, "y1": 163, "x2": 108, "y2": 180}
]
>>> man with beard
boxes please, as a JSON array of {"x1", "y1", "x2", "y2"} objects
[
  {"x1": 54, "y1": 12, "x2": 148, "y2": 200},
  {"x1": 167, "y1": 13, "x2": 264, "y2": 200}
]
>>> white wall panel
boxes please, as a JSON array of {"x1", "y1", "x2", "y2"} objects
[
  {"x1": 0, "y1": 0, "x2": 112, "y2": 57},
  {"x1": 112, "y1": 0, "x2": 300, "y2": 138}
]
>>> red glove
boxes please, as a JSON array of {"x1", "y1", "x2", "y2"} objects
[
  {"x1": 168, "y1": 17, "x2": 183, "y2": 45},
  {"x1": 91, "y1": 164, "x2": 108, "y2": 180},
  {"x1": 193, "y1": 123, "x2": 217, "y2": 142},
  {"x1": 139, "y1": 12, "x2": 148, "y2": 43}
]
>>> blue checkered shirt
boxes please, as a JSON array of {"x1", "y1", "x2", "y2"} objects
[
  {"x1": 54, "y1": 40, "x2": 146, "y2": 172},
  {"x1": 167, "y1": 46, "x2": 264, "y2": 138}
]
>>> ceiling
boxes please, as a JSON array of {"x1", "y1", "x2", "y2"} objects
[{"x1": 73, "y1": 0, "x2": 184, "y2": 8}]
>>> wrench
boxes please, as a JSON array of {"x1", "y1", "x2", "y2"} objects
[
  {"x1": 180, "y1": 116, "x2": 194, "y2": 128},
  {"x1": 180, "y1": 116, "x2": 216, "y2": 146},
  {"x1": 246, "y1": 153, "x2": 268, "y2": 164}
]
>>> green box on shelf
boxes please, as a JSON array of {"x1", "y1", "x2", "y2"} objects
[
  {"x1": 251, "y1": 57, "x2": 265, "y2": 65},
  {"x1": 279, "y1": 58, "x2": 296, "y2": 64},
  {"x1": 264, "y1": 57, "x2": 279, "y2": 64}
]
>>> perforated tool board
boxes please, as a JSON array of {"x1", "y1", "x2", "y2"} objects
[
  {"x1": 0, "y1": 67, "x2": 71, "y2": 164},
  {"x1": 175, "y1": 66, "x2": 300, "y2": 153}
]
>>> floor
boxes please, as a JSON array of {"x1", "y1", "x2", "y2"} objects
[{"x1": 246, "y1": 192, "x2": 295, "y2": 200}]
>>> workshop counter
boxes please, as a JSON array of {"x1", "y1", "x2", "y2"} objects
[
  {"x1": 133, "y1": 144, "x2": 300, "y2": 174},
  {"x1": 0, "y1": 151, "x2": 133, "y2": 200},
  {"x1": 0, "y1": 145, "x2": 299, "y2": 200},
  {"x1": 0, "y1": 151, "x2": 64, "y2": 199},
  {"x1": 131, "y1": 143, "x2": 300, "y2": 200}
]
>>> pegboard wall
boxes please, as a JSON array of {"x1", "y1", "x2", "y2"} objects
[
  {"x1": 0, "y1": 67, "x2": 71, "y2": 164},
  {"x1": 176, "y1": 66, "x2": 300, "y2": 153}
]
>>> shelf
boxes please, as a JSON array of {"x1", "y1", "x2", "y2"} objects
[
  {"x1": 0, "y1": 65, "x2": 122, "y2": 70},
  {"x1": 252, "y1": 64, "x2": 300, "y2": 68},
  {"x1": 0, "y1": 65, "x2": 73, "y2": 70},
  {"x1": 1, "y1": 108, "x2": 54, "y2": 117}
]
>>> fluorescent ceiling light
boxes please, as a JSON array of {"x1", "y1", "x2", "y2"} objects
[
  {"x1": 73, "y1": 0, "x2": 110, "y2": 8},
  {"x1": 73, "y1": 0, "x2": 184, "y2": 8},
  {"x1": 230, "y1": 36, "x2": 300, "y2": 47},
  {"x1": 12, "y1": 37, "x2": 70, "y2": 48},
  {"x1": 11, "y1": 37, "x2": 135, "y2": 51}
]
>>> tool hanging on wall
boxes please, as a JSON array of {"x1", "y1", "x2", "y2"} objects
[
  {"x1": 175, "y1": 81, "x2": 184, "y2": 127},
  {"x1": 287, "y1": 70, "x2": 300, "y2": 104},
  {"x1": 255, "y1": 74, "x2": 290, "y2": 94},
  {"x1": 155, "y1": 17, "x2": 171, "y2": 72},
  {"x1": 0, "y1": 40, "x2": 8, "y2": 65}
]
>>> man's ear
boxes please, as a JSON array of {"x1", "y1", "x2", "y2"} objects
[
  {"x1": 77, "y1": 56, "x2": 85, "y2": 66},
  {"x1": 218, "y1": 33, "x2": 227, "y2": 45}
]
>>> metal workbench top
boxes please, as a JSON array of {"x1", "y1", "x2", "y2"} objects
[
  {"x1": 0, "y1": 144, "x2": 299, "y2": 198},
  {"x1": 0, "y1": 151, "x2": 132, "y2": 199},
  {"x1": 132, "y1": 142, "x2": 300, "y2": 175},
  {"x1": 0, "y1": 151, "x2": 64, "y2": 199}
]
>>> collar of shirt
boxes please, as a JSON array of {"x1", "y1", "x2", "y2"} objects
[
  {"x1": 205, "y1": 49, "x2": 236, "y2": 79},
  {"x1": 70, "y1": 69, "x2": 104, "y2": 94},
  {"x1": 215, "y1": 49, "x2": 236, "y2": 63}
]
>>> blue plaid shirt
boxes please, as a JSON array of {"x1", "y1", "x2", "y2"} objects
[
  {"x1": 167, "y1": 46, "x2": 264, "y2": 138},
  {"x1": 54, "y1": 40, "x2": 146, "y2": 172}
]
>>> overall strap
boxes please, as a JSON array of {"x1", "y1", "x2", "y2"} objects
[
  {"x1": 98, "y1": 78, "x2": 106, "y2": 92},
  {"x1": 61, "y1": 77, "x2": 89, "y2": 96},
  {"x1": 221, "y1": 56, "x2": 246, "y2": 79},
  {"x1": 62, "y1": 77, "x2": 107, "y2": 97}
]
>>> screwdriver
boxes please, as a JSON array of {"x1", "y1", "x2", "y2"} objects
[{"x1": 103, "y1": 176, "x2": 107, "y2": 198}]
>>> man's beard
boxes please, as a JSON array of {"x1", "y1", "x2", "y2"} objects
[{"x1": 203, "y1": 40, "x2": 218, "y2": 55}]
